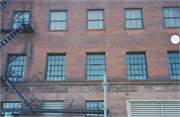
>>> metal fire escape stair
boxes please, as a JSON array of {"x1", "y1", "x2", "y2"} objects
[
  {"x1": 1, "y1": 65, "x2": 111, "y2": 116},
  {"x1": 2, "y1": 65, "x2": 43, "y2": 109},
  {"x1": 1, "y1": 26, "x2": 24, "y2": 48},
  {"x1": 1, "y1": 13, "x2": 36, "y2": 48},
  {"x1": 1, "y1": 0, "x2": 11, "y2": 8}
]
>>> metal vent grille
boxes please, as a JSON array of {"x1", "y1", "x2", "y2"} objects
[{"x1": 128, "y1": 101, "x2": 180, "y2": 117}]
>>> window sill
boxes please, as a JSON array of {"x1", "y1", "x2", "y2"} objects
[
  {"x1": 124, "y1": 28, "x2": 145, "y2": 30},
  {"x1": 163, "y1": 27, "x2": 180, "y2": 29},
  {"x1": 47, "y1": 30, "x2": 68, "y2": 32},
  {"x1": 85, "y1": 29, "x2": 106, "y2": 31}
]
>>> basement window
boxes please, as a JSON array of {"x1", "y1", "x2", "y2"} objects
[
  {"x1": 46, "y1": 54, "x2": 66, "y2": 80},
  {"x1": 1, "y1": 102, "x2": 21, "y2": 117},
  {"x1": 86, "y1": 53, "x2": 106, "y2": 80},
  {"x1": 168, "y1": 52, "x2": 180, "y2": 79},
  {"x1": 43, "y1": 101, "x2": 63, "y2": 117},
  {"x1": 6, "y1": 55, "x2": 26, "y2": 81},
  {"x1": 126, "y1": 52, "x2": 148, "y2": 79},
  {"x1": 86, "y1": 101, "x2": 104, "y2": 116}
]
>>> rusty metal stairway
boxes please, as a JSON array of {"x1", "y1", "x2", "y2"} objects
[
  {"x1": 1, "y1": 65, "x2": 43, "y2": 109},
  {"x1": 1, "y1": 0, "x2": 11, "y2": 8}
]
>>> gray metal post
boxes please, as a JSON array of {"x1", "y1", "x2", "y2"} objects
[{"x1": 102, "y1": 72, "x2": 108, "y2": 117}]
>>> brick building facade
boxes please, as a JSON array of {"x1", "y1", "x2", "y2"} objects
[{"x1": 1, "y1": 0, "x2": 180, "y2": 117}]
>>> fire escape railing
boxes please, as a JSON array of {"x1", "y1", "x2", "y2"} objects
[{"x1": 0, "y1": 14, "x2": 36, "y2": 48}]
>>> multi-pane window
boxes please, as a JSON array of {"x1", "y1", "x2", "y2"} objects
[
  {"x1": 126, "y1": 53, "x2": 148, "y2": 79},
  {"x1": 46, "y1": 54, "x2": 66, "y2": 80},
  {"x1": 50, "y1": 11, "x2": 67, "y2": 30},
  {"x1": 86, "y1": 101, "x2": 104, "y2": 116},
  {"x1": 13, "y1": 12, "x2": 30, "y2": 28},
  {"x1": 86, "y1": 54, "x2": 106, "y2": 80},
  {"x1": 87, "y1": 10, "x2": 104, "y2": 29},
  {"x1": 125, "y1": 9, "x2": 143, "y2": 28},
  {"x1": 7, "y1": 55, "x2": 26, "y2": 81},
  {"x1": 1, "y1": 102, "x2": 21, "y2": 117},
  {"x1": 168, "y1": 52, "x2": 180, "y2": 79},
  {"x1": 163, "y1": 7, "x2": 180, "y2": 27},
  {"x1": 43, "y1": 102, "x2": 63, "y2": 117}
]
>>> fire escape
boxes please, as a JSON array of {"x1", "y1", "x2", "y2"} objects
[
  {"x1": 1, "y1": 12, "x2": 36, "y2": 48},
  {"x1": 1, "y1": 2, "x2": 111, "y2": 117},
  {"x1": 1, "y1": 0, "x2": 11, "y2": 9}
]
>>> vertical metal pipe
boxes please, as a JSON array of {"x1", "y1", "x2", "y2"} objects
[{"x1": 102, "y1": 73, "x2": 108, "y2": 117}]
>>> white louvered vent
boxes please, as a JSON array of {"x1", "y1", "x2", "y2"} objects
[
  {"x1": 162, "y1": 102, "x2": 180, "y2": 117},
  {"x1": 128, "y1": 101, "x2": 180, "y2": 117}
]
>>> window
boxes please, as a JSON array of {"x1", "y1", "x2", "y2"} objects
[
  {"x1": 168, "y1": 52, "x2": 180, "y2": 79},
  {"x1": 86, "y1": 53, "x2": 106, "y2": 80},
  {"x1": 49, "y1": 11, "x2": 67, "y2": 30},
  {"x1": 13, "y1": 12, "x2": 30, "y2": 28},
  {"x1": 43, "y1": 101, "x2": 63, "y2": 117},
  {"x1": 1, "y1": 102, "x2": 21, "y2": 117},
  {"x1": 125, "y1": 9, "x2": 143, "y2": 28},
  {"x1": 46, "y1": 54, "x2": 66, "y2": 80},
  {"x1": 86, "y1": 101, "x2": 104, "y2": 116},
  {"x1": 6, "y1": 55, "x2": 26, "y2": 81},
  {"x1": 126, "y1": 53, "x2": 148, "y2": 79},
  {"x1": 87, "y1": 10, "x2": 104, "y2": 29},
  {"x1": 127, "y1": 101, "x2": 180, "y2": 117},
  {"x1": 163, "y1": 7, "x2": 180, "y2": 27}
]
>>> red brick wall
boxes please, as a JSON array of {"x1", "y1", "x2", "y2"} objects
[{"x1": 1, "y1": 0, "x2": 179, "y2": 80}]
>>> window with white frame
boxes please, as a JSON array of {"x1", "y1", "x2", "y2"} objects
[
  {"x1": 127, "y1": 101, "x2": 180, "y2": 117},
  {"x1": 50, "y1": 11, "x2": 67, "y2": 30},
  {"x1": 163, "y1": 7, "x2": 180, "y2": 27},
  {"x1": 1, "y1": 102, "x2": 21, "y2": 117},
  {"x1": 86, "y1": 101, "x2": 104, "y2": 116},
  {"x1": 43, "y1": 101, "x2": 63, "y2": 117},
  {"x1": 87, "y1": 10, "x2": 104, "y2": 29},
  {"x1": 168, "y1": 52, "x2": 180, "y2": 79}
]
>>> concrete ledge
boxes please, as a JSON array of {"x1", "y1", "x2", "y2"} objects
[{"x1": 1, "y1": 79, "x2": 179, "y2": 86}]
